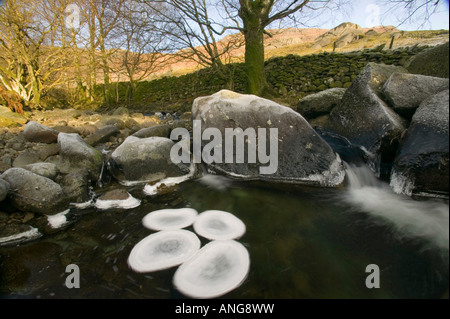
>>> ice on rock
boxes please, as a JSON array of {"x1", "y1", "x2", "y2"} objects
[
  {"x1": 127, "y1": 230, "x2": 201, "y2": 273},
  {"x1": 173, "y1": 240, "x2": 250, "y2": 298},
  {"x1": 94, "y1": 191, "x2": 141, "y2": 210},
  {"x1": 193, "y1": 210, "x2": 246, "y2": 240},
  {"x1": 142, "y1": 208, "x2": 199, "y2": 231},
  {"x1": 47, "y1": 209, "x2": 71, "y2": 229}
]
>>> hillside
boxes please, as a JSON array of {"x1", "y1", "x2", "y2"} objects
[{"x1": 155, "y1": 22, "x2": 449, "y2": 78}]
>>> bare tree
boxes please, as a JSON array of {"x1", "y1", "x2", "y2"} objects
[
  {"x1": 144, "y1": 0, "x2": 244, "y2": 88},
  {"x1": 381, "y1": 0, "x2": 445, "y2": 29},
  {"x1": 110, "y1": 0, "x2": 172, "y2": 104},
  {"x1": 0, "y1": 0, "x2": 68, "y2": 110},
  {"x1": 214, "y1": 0, "x2": 347, "y2": 96}
]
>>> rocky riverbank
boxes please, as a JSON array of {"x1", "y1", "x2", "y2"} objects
[{"x1": 1, "y1": 43, "x2": 448, "y2": 247}]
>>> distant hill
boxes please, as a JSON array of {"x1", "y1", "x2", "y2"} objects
[{"x1": 154, "y1": 22, "x2": 448, "y2": 78}]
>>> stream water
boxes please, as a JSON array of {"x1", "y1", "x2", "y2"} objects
[{"x1": 0, "y1": 139, "x2": 448, "y2": 299}]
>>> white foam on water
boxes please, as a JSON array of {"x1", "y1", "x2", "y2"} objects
[
  {"x1": 173, "y1": 240, "x2": 250, "y2": 299},
  {"x1": 344, "y1": 164, "x2": 449, "y2": 250}
]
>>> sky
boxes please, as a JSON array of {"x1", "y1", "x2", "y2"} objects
[{"x1": 309, "y1": 0, "x2": 450, "y2": 31}]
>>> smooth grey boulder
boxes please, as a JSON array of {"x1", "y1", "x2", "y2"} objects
[
  {"x1": 23, "y1": 121, "x2": 59, "y2": 144},
  {"x1": 84, "y1": 125, "x2": 120, "y2": 146},
  {"x1": 327, "y1": 63, "x2": 408, "y2": 165},
  {"x1": 58, "y1": 133, "x2": 103, "y2": 181},
  {"x1": 59, "y1": 173, "x2": 90, "y2": 204},
  {"x1": 297, "y1": 88, "x2": 346, "y2": 120},
  {"x1": 1, "y1": 168, "x2": 69, "y2": 215},
  {"x1": 132, "y1": 125, "x2": 171, "y2": 139},
  {"x1": 405, "y1": 42, "x2": 449, "y2": 78},
  {"x1": 383, "y1": 72, "x2": 449, "y2": 118},
  {"x1": 0, "y1": 178, "x2": 9, "y2": 202},
  {"x1": 390, "y1": 89, "x2": 449, "y2": 197},
  {"x1": 109, "y1": 136, "x2": 190, "y2": 184},
  {"x1": 192, "y1": 90, "x2": 345, "y2": 187},
  {"x1": 12, "y1": 151, "x2": 41, "y2": 168},
  {"x1": 23, "y1": 162, "x2": 59, "y2": 180}
]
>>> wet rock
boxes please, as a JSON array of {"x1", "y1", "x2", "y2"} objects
[
  {"x1": 390, "y1": 89, "x2": 449, "y2": 196},
  {"x1": 0, "y1": 107, "x2": 27, "y2": 127},
  {"x1": 23, "y1": 163, "x2": 59, "y2": 180},
  {"x1": 77, "y1": 124, "x2": 99, "y2": 137},
  {"x1": 58, "y1": 133, "x2": 103, "y2": 182},
  {"x1": 12, "y1": 152, "x2": 41, "y2": 168},
  {"x1": 52, "y1": 125, "x2": 79, "y2": 134},
  {"x1": 33, "y1": 143, "x2": 60, "y2": 161},
  {"x1": 297, "y1": 88, "x2": 346, "y2": 120},
  {"x1": 1, "y1": 168, "x2": 69, "y2": 215},
  {"x1": 23, "y1": 121, "x2": 59, "y2": 144},
  {"x1": 59, "y1": 173, "x2": 90, "y2": 204},
  {"x1": 327, "y1": 63, "x2": 408, "y2": 169},
  {"x1": 192, "y1": 90, "x2": 345, "y2": 186},
  {"x1": 85, "y1": 125, "x2": 120, "y2": 146},
  {"x1": 383, "y1": 72, "x2": 449, "y2": 119},
  {"x1": 109, "y1": 136, "x2": 190, "y2": 184},
  {"x1": 0, "y1": 178, "x2": 9, "y2": 202},
  {"x1": 405, "y1": 42, "x2": 449, "y2": 78},
  {"x1": 132, "y1": 125, "x2": 171, "y2": 139}
]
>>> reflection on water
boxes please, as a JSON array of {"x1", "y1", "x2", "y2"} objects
[{"x1": 0, "y1": 170, "x2": 448, "y2": 299}]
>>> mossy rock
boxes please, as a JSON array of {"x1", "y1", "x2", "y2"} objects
[{"x1": 0, "y1": 110, "x2": 27, "y2": 127}]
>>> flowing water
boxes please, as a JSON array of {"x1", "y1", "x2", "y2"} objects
[{"x1": 0, "y1": 146, "x2": 448, "y2": 299}]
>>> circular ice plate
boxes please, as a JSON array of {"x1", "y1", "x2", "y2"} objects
[
  {"x1": 142, "y1": 208, "x2": 198, "y2": 231},
  {"x1": 173, "y1": 240, "x2": 250, "y2": 299},
  {"x1": 128, "y1": 230, "x2": 201, "y2": 273},
  {"x1": 193, "y1": 210, "x2": 246, "y2": 240}
]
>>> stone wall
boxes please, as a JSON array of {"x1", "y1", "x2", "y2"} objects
[{"x1": 121, "y1": 46, "x2": 427, "y2": 112}]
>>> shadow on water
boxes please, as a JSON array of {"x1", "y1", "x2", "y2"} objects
[{"x1": 0, "y1": 163, "x2": 448, "y2": 298}]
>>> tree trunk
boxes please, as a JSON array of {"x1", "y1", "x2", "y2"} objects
[
  {"x1": 244, "y1": 26, "x2": 266, "y2": 96},
  {"x1": 240, "y1": 3, "x2": 268, "y2": 97}
]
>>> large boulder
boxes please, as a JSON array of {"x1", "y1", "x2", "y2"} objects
[
  {"x1": 58, "y1": 133, "x2": 103, "y2": 181},
  {"x1": 404, "y1": 42, "x2": 449, "y2": 78},
  {"x1": 59, "y1": 173, "x2": 91, "y2": 204},
  {"x1": 383, "y1": 72, "x2": 449, "y2": 118},
  {"x1": 0, "y1": 178, "x2": 9, "y2": 202},
  {"x1": 297, "y1": 88, "x2": 346, "y2": 120},
  {"x1": 326, "y1": 63, "x2": 408, "y2": 169},
  {"x1": 390, "y1": 89, "x2": 449, "y2": 197},
  {"x1": 23, "y1": 162, "x2": 59, "y2": 180},
  {"x1": 23, "y1": 121, "x2": 59, "y2": 144},
  {"x1": 109, "y1": 136, "x2": 190, "y2": 184},
  {"x1": 191, "y1": 90, "x2": 345, "y2": 187},
  {"x1": 1, "y1": 168, "x2": 69, "y2": 215}
]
